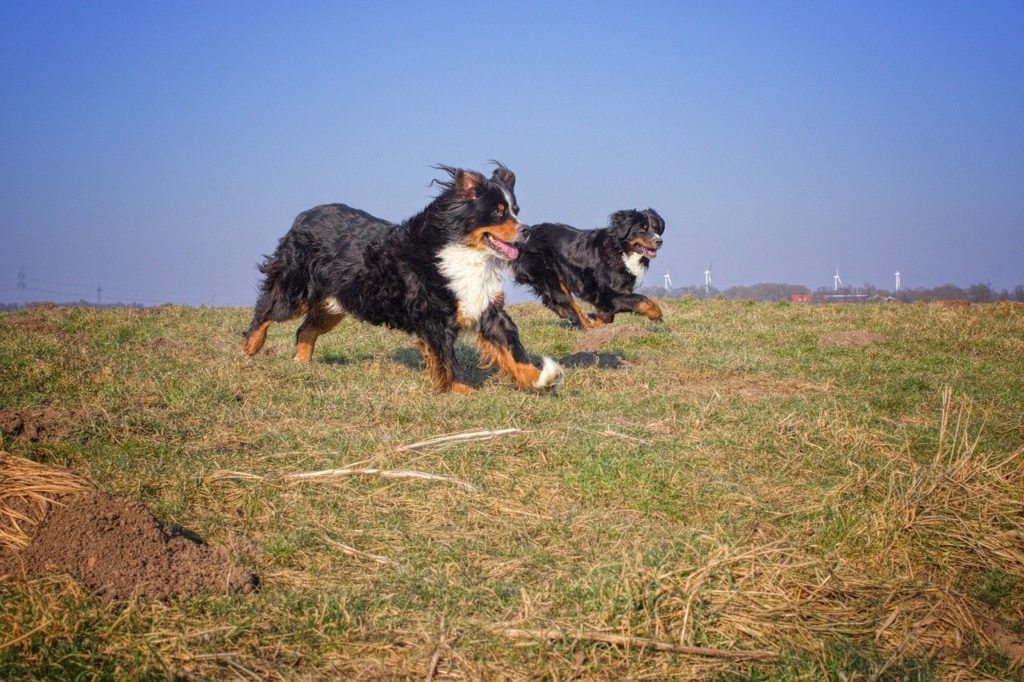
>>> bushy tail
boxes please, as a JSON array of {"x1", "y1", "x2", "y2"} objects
[{"x1": 243, "y1": 253, "x2": 302, "y2": 339}]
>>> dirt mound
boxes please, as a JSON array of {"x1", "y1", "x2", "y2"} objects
[
  {"x1": 0, "y1": 408, "x2": 99, "y2": 443},
  {"x1": 817, "y1": 330, "x2": 884, "y2": 348},
  {"x1": 574, "y1": 326, "x2": 648, "y2": 353},
  {"x1": 2, "y1": 491, "x2": 258, "y2": 601}
]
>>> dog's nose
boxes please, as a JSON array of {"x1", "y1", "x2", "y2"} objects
[
  {"x1": 518, "y1": 224, "x2": 531, "y2": 243},
  {"x1": 652, "y1": 235, "x2": 663, "y2": 247}
]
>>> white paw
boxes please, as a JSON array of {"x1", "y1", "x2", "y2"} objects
[{"x1": 534, "y1": 356, "x2": 565, "y2": 393}]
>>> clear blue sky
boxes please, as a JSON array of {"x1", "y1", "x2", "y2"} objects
[{"x1": 2, "y1": 1, "x2": 1022, "y2": 305}]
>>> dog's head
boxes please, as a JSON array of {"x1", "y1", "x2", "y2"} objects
[
  {"x1": 432, "y1": 162, "x2": 527, "y2": 261},
  {"x1": 608, "y1": 208, "x2": 665, "y2": 259}
]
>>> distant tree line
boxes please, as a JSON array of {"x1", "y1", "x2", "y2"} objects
[
  {"x1": 640, "y1": 282, "x2": 1024, "y2": 303},
  {"x1": 0, "y1": 300, "x2": 148, "y2": 312},
  {"x1": 4, "y1": 283, "x2": 1023, "y2": 312}
]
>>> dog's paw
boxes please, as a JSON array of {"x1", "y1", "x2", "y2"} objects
[
  {"x1": 635, "y1": 299, "x2": 663, "y2": 322},
  {"x1": 534, "y1": 356, "x2": 565, "y2": 394}
]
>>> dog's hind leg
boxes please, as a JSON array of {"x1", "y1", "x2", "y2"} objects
[
  {"x1": 242, "y1": 253, "x2": 310, "y2": 356},
  {"x1": 294, "y1": 300, "x2": 347, "y2": 362},
  {"x1": 553, "y1": 280, "x2": 600, "y2": 329},
  {"x1": 241, "y1": 293, "x2": 279, "y2": 356},
  {"x1": 416, "y1": 330, "x2": 473, "y2": 394},
  {"x1": 540, "y1": 294, "x2": 575, "y2": 324}
]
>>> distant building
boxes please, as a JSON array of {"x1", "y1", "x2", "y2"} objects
[{"x1": 790, "y1": 294, "x2": 812, "y2": 303}]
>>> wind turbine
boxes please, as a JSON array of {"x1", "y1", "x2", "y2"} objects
[
  {"x1": 704, "y1": 262, "x2": 713, "y2": 295},
  {"x1": 894, "y1": 270, "x2": 901, "y2": 293},
  {"x1": 833, "y1": 268, "x2": 844, "y2": 292},
  {"x1": 663, "y1": 272, "x2": 673, "y2": 292}
]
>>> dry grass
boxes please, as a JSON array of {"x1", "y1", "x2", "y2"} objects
[
  {"x1": 0, "y1": 452, "x2": 94, "y2": 549},
  {"x1": 892, "y1": 389, "x2": 1024, "y2": 577}
]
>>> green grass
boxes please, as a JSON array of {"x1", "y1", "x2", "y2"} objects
[{"x1": 2, "y1": 299, "x2": 1023, "y2": 679}]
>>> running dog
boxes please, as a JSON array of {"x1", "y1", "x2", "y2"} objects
[
  {"x1": 511, "y1": 208, "x2": 665, "y2": 328},
  {"x1": 242, "y1": 164, "x2": 564, "y2": 394}
]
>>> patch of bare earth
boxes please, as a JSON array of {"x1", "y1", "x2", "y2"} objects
[
  {"x1": 0, "y1": 408, "x2": 99, "y2": 443},
  {"x1": 817, "y1": 330, "x2": 885, "y2": 347},
  {"x1": 3, "y1": 307, "x2": 87, "y2": 347},
  {"x1": 573, "y1": 326, "x2": 648, "y2": 353},
  {"x1": 1, "y1": 456, "x2": 258, "y2": 601},
  {"x1": 2, "y1": 491, "x2": 257, "y2": 600}
]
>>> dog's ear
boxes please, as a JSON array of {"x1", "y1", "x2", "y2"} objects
[
  {"x1": 453, "y1": 169, "x2": 486, "y2": 200},
  {"x1": 643, "y1": 209, "x2": 666, "y2": 235},
  {"x1": 608, "y1": 210, "x2": 641, "y2": 239},
  {"x1": 489, "y1": 161, "x2": 516, "y2": 191}
]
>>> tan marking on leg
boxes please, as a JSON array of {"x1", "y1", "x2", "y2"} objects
[
  {"x1": 417, "y1": 338, "x2": 454, "y2": 392},
  {"x1": 242, "y1": 320, "x2": 271, "y2": 356},
  {"x1": 293, "y1": 333, "x2": 316, "y2": 362},
  {"x1": 477, "y1": 335, "x2": 541, "y2": 389},
  {"x1": 451, "y1": 382, "x2": 476, "y2": 396},
  {"x1": 293, "y1": 310, "x2": 346, "y2": 362},
  {"x1": 558, "y1": 280, "x2": 597, "y2": 329},
  {"x1": 634, "y1": 299, "x2": 663, "y2": 321}
]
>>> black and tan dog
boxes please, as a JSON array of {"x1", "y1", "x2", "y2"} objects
[
  {"x1": 242, "y1": 164, "x2": 563, "y2": 394},
  {"x1": 511, "y1": 208, "x2": 665, "y2": 328}
]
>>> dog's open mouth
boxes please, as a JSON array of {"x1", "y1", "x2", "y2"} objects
[
  {"x1": 633, "y1": 243, "x2": 659, "y2": 259},
  {"x1": 484, "y1": 233, "x2": 520, "y2": 260}
]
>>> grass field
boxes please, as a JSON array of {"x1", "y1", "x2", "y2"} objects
[{"x1": 1, "y1": 299, "x2": 1023, "y2": 680}]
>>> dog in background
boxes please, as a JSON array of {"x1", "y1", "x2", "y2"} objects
[
  {"x1": 241, "y1": 164, "x2": 563, "y2": 394},
  {"x1": 511, "y1": 208, "x2": 665, "y2": 328}
]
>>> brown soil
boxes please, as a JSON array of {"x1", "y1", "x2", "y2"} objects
[
  {"x1": 0, "y1": 408, "x2": 98, "y2": 443},
  {"x1": 1, "y1": 491, "x2": 258, "y2": 601},
  {"x1": 573, "y1": 326, "x2": 648, "y2": 353},
  {"x1": 817, "y1": 330, "x2": 885, "y2": 348},
  {"x1": 977, "y1": 614, "x2": 1024, "y2": 665}
]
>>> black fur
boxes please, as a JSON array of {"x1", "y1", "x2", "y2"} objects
[
  {"x1": 242, "y1": 164, "x2": 563, "y2": 394},
  {"x1": 511, "y1": 208, "x2": 666, "y2": 327}
]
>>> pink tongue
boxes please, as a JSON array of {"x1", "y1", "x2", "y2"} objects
[
  {"x1": 643, "y1": 247, "x2": 657, "y2": 258},
  {"x1": 495, "y1": 239, "x2": 519, "y2": 260}
]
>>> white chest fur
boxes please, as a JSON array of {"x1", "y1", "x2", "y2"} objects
[
  {"x1": 622, "y1": 252, "x2": 647, "y2": 286},
  {"x1": 437, "y1": 244, "x2": 505, "y2": 325}
]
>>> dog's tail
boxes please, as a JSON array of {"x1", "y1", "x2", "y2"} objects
[{"x1": 242, "y1": 251, "x2": 305, "y2": 338}]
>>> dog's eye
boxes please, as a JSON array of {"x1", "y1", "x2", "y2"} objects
[{"x1": 492, "y1": 207, "x2": 505, "y2": 217}]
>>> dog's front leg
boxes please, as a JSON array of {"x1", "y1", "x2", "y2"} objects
[
  {"x1": 607, "y1": 293, "x2": 663, "y2": 322},
  {"x1": 477, "y1": 306, "x2": 563, "y2": 392}
]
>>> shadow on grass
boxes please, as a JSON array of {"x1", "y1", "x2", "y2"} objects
[
  {"x1": 388, "y1": 345, "x2": 626, "y2": 388},
  {"x1": 558, "y1": 351, "x2": 626, "y2": 369},
  {"x1": 316, "y1": 354, "x2": 357, "y2": 366}
]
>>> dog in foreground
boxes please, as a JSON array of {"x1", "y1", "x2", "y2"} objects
[
  {"x1": 510, "y1": 208, "x2": 666, "y2": 328},
  {"x1": 241, "y1": 164, "x2": 564, "y2": 395}
]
